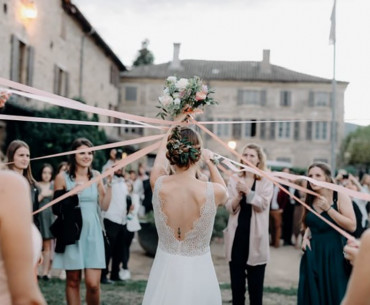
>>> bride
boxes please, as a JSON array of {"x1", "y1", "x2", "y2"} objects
[{"x1": 142, "y1": 124, "x2": 228, "y2": 305}]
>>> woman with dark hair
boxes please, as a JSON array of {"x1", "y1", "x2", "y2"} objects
[
  {"x1": 142, "y1": 125, "x2": 228, "y2": 305},
  {"x1": 298, "y1": 162, "x2": 356, "y2": 305},
  {"x1": 6, "y1": 140, "x2": 40, "y2": 229},
  {"x1": 37, "y1": 163, "x2": 55, "y2": 280},
  {"x1": 52, "y1": 138, "x2": 112, "y2": 305},
  {"x1": 224, "y1": 143, "x2": 273, "y2": 305}
]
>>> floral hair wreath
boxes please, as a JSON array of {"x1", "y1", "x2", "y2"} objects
[
  {"x1": 166, "y1": 126, "x2": 201, "y2": 165},
  {"x1": 156, "y1": 76, "x2": 217, "y2": 120}
]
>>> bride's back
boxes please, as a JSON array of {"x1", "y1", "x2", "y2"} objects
[{"x1": 152, "y1": 175, "x2": 216, "y2": 256}]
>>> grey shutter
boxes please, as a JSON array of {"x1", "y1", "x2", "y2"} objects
[
  {"x1": 26, "y1": 46, "x2": 35, "y2": 86},
  {"x1": 10, "y1": 35, "x2": 20, "y2": 82},
  {"x1": 308, "y1": 91, "x2": 314, "y2": 107},
  {"x1": 237, "y1": 89, "x2": 243, "y2": 105},
  {"x1": 260, "y1": 90, "x2": 266, "y2": 106},
  {"x1": 269, "y1": 121, "x2": 276, "y2": 139},
  {"x1": 294, "y1": 121, "x2": 300, "y2": 141},
  {"x1": 306, "y1": 121, "x2": 313, "y2": 140},
  {"x1": 287, "y1": 91, "x2": 292, "y2": 106},
  {"x1": 280, "y1": 91, "x2": 284, "y2": 106},
  {"x1": 64, "y1": 71, "x2": 69, "y2": 97},
  {"x1": 260, "y1": 122, "x2": 266, "y2": 139},
  {"x1": 232, "y1": 119, "x2": 241, "y2": 139},
  {"x1": 53, "y1": 65, "x2": 59, "y2": 94}
]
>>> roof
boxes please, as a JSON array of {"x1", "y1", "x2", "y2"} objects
[
  {"x1": 62, "y1": 0, "x2": 126, "y2": 71},
  {"x1": 121, "y1": 59, "x2": 347, "y2": 84}
]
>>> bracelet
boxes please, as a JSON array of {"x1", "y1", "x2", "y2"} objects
[
  {"x1": 106, "y1": 182, "x2": 112, "y2": 188},
  {"x1": 325, "y1": 206, "x2": 332, "y2": 212}
]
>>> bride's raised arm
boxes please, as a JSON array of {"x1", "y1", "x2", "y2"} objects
[{"x1": 150, "y1": 128, "x2": 171, "y2": 189}]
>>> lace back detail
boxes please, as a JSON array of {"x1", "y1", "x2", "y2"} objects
[{"x1": 152, "y1": 176, "x2": 216, "y2": 256}]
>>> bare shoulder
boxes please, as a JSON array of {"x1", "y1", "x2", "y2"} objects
[
  {"x1": 211, "y1": 181, "x2": 228, "y2": 205},
  {"x1": 0, "y1": 171, "x2": 29, "y2": 192},
  {"x1": 338, "y1": 191, "x2": 352, "y2": 205},
  {"x1": 54, "y1": 172, "x2": 66, "y2": 190}
]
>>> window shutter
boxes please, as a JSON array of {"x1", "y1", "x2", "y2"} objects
[
  {"x1": 10, "y1": 35, "x2": 20, "y2": 82},
  {"x1": 269, "y1": 121, "x2": 276, "y2": 139},
  {"x1": 64, "y1": 71, "x2": 69, "y2": 97},
  {"x1": 294, "y1": 121, "x2": 300, "y2": 141},
  {"x1": 26, "y1": 46, "x2": 35, "y2": 86},
  {"x1": 287, "y1": 91, "x2": 292, "y2": 106},
  {"x1": 308, "y1": 91, "x2": 314, "y2": 107},
  {"x1": 306, "y1": 121, "x2": 313, "y2": 140},
  {"x1": 260, "y1": 90, "x2": 266, "y2": 106},
  {"x1": 53, "y1": 65, "x2": 59, "y2": 94},
  {"x1": 232, "y1": 119, "x2": 241, "y2": 139},
  {"x1": 260, "y1": 122, "x2": 266, "y2": 139},
  {"x1": 280, "y1": 91, "x2": 284, "y2": 106},
  {"x1": 237, "y1": 89, "x2": 243, "y2": 105}
]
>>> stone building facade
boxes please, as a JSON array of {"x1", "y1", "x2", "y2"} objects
[
  {"x1": 120, "y1": 45, "x2": 348, "y2": 169},
  {"x1": 0, "y1": 0, "x2": 126, "y2": 141}
]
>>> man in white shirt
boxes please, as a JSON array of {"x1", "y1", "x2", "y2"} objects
[{"x1": 101, "y1": 166, "x2": 132, "y2": 283}]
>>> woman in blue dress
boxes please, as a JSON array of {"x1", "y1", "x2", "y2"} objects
[{"x1": 53, "y1": 138, "x2": 112, "y2": 305}]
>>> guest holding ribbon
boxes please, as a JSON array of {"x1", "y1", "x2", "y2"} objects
[
  {"x1": 298, "y1": 162, "x2": 356, "y2": 305},
  {"x1": 224, "y1": 143, "x2": 273, "y2": 305},
  {"x1": 52, "y1": 138, "x2": 112, "y2": 305}
]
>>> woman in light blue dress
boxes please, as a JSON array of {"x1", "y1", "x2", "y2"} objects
[{"x1": 53, "y1": 138, "x2": 112, "y2": 305}]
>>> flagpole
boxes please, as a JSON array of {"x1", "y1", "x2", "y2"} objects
[{"x1": 330, "y1": 0, "x2": 337, "y2": 175}]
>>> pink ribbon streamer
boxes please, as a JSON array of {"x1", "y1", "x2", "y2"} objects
[
  {"x1": 33, "y1": 141, "x2": 161, "y2": 215},
  {"x1": 192, "y1": 118, "x2": 355, "y2": 241}
]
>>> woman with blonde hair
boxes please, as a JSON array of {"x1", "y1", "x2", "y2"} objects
[{"x1": 224, "y1": 143, "x2": 273, "y2": 305}]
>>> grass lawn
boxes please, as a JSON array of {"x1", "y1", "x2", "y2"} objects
[{"x1": 40, "y1": 279, "x2": 297, "y2": 305}]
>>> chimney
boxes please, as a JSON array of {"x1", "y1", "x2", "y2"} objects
[
  {"x1": 169, "y1": 43, "x2": 183, "y2": 70},
  {"x1": 260, "y1": 49, "x2": 271, "y2": 73}
]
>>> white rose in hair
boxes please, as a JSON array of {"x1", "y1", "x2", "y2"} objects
[
  {"x1": 159, "y1": 95, "x2": 173, "y2": 106},
  {"x1": 175, "y1": 78, "x2": 188, "y2": 89},
  {"x1": 174, "y1": 98, "x2": 181, "y2": 105}
]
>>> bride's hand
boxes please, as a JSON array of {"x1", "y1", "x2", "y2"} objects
[
  {"x1": 201, "y1": 149, "x2": 214, "y2": 163},
  {"x1": 0, "y1": 91, "x2": 11, "y2": 108},
  {"x1": 173, "y1": 113, "x2": 189, "y2": 123}
]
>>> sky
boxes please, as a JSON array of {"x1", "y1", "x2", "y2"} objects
[{"x1": 73, "y1": 0, "x2": 370, "y2": 126}]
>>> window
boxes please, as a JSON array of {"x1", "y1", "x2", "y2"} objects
[
  {"x1": 315, "y1": 92, "x2": 330, "y2": 106},
  {"x1": 215, "y1": 118, "x2": 230, "y2": 137},
  {"x1": 309, "y1": 91, "x2": 330, "y2": 107},
  {"x1": 110, "y1": 65, "x2": 119, "y2": 87},
  {"x1": 280, "y1": 91, "x2": 291, "y2": 107},
  {"x1": 244, "y1": 120, "x2": 257, "y2": 138},
  {"x1": 53, "y1": 65, "x2": 69, "y2": 96},
  {"x1": 314, "y1": 158, "x2": 328, "y2": 164},
  {"x1": 276, "y1": 157, "x2": 292, "y2": 164},
  {"x1": 122, "y1": 120, "x2": 143, "y2": 136},
  {"x1": 314, "y1": 121, "x2": 328, "y2": 140},
  {"x1": 125, "y1": 86, "x2": 137, "y2": 101},
  {"x1": 278, "y1": 122, "x2": 291, "y2": 139},
  {"x1": 10, "y1": 35, "x2": 34, "y2": 85},
  {"x1": 237, "y1": 90, "x2": 261, "y2": 105}
]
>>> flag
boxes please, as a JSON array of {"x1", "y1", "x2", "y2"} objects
[{"x1": 329, "y1": 0, "x2": 336, "y2": 45}]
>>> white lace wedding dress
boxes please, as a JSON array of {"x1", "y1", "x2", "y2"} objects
[{"x1": 142, "y1": 176, "x2": 222, "y2": 305}]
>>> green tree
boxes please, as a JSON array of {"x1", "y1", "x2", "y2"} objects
[
  {"x1": 133, "y1": 39, "x2": 154, "y2": 67},
  {"x1": 4, "y1": 98, "x2": 107, "y2": 179},
  {"x1": 339, "y1": 125, "x2": 370, "y2": 171}
]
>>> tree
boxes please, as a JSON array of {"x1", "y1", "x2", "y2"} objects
[
  {"x1": 133, "y1": 39, "x2": 154, "y2": 67},
  {"x1": 3, "y1": 97, "x2": 107, "y2": 179},
  {"x1": 339, "y1": 125, "x2": 370, "y2": 171}
]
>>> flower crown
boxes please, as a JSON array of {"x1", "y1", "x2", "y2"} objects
[
  {"x1": 166, "y1": 126, "x2": 201, "y2": 166},
  {"x1": 156, "y1": 76, "x2": 217, "y2": 120}
]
